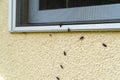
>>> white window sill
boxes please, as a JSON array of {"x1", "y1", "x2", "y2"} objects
[{"x1": 9, "y1": 23, "x2": 120, "y2": 32}]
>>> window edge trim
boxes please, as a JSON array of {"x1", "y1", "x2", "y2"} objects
[{"x1": 12, "y1": 23, "x2": 120, "y2": 32}]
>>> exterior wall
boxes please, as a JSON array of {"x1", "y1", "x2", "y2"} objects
[{"x1": 0, "y1": 0, "x2": 120, "y2": 80}]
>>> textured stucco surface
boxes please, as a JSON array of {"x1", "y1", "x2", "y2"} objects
[{"x1": 0, "y1": 0, "x2": 120, "y2": 80}]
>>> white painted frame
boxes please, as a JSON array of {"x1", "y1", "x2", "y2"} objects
[{"x1": 9, "y1": 0, "x2": 120, "y2": 32}]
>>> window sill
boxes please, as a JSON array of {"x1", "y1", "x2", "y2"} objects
[{"x1": 9, "y1": 23, "x2": 120, "y2": 32}]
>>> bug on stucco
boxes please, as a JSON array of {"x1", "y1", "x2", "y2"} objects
[
  {"x1": 80, "y1": 36, "x2": 84, "y2": 40},
  {"x1": 60, "y1": 65, "x2": 64, "y2": 69},
  {"x1": 49, "y1": 34, "x2": 52, "y2": 37},
  {"x1": 56, "y1": 77, "x2": 60, "y2": 80},
  {"x1": 102, "y1": 43, "x2": 107, "y2": 47},
  {"x1": 63, "y1": 51, "x2": 67, "y2": 56}
]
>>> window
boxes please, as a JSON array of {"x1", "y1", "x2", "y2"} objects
[{"x1": 9, "y1": 0, "x2": 120, "y2": 32}]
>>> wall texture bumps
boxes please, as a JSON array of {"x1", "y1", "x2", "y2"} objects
[{"x1": 0, "y1": 0, "x2": 120, "y2": 80}]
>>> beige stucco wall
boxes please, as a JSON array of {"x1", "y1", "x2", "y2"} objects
[{"x1": 0, "y1": 0, "x2": 120, "y2": 80}]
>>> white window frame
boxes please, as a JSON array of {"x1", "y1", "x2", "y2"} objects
[{"x1": 9, "y1": 0, "x2": 120, "y2": 32}]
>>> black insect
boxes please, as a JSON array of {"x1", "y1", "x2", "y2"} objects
[
  {"x1": 63, "y1": 51, "x2": 67, "y2": 56},
  {"x1": 22, "y1": 32, "x2": 27, "y2": 35},
  {"x1": 56, "y1": 77, "x2": 60, "y2": 80},
  {"x1": 49, "y1": 34, "x2": 52, "y2": 37},
  {"x1": 60, "y1": 25, "x2": 62, "y2": 28},
  {"x1": 102, "y1": 43, "x2": 107, "y2": 47},
  {"x1": 68, "y1": 28, "x2": 70, "y2": 32},
  {"x1": 80, "y1": 36, "x2": 84, "y2": 40},
  {"x1": 60, "y1": 65, "x2": 64, "y2": 69}
]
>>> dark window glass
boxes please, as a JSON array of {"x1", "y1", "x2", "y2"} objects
[
  {"x1": 39, "y1": 0, "x2": 120, "y2": 10},
  {"x1": 39, "y1": 0, "x2": 66, "y2": 10},
  {"x1": 68, "y1": 0, "x2": 120, "y2": 7}
]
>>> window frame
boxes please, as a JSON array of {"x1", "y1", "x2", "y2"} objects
[{"x1": 9, "y1": 0, "x2": 120, "y2": 32}]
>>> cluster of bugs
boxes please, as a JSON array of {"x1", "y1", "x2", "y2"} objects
[
  {"x1": 51, "y1": 35, "x2": 107, "y2": 80},
  {"x1": 55, "y1": 51, "x2": 67, "y2": 80}
]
